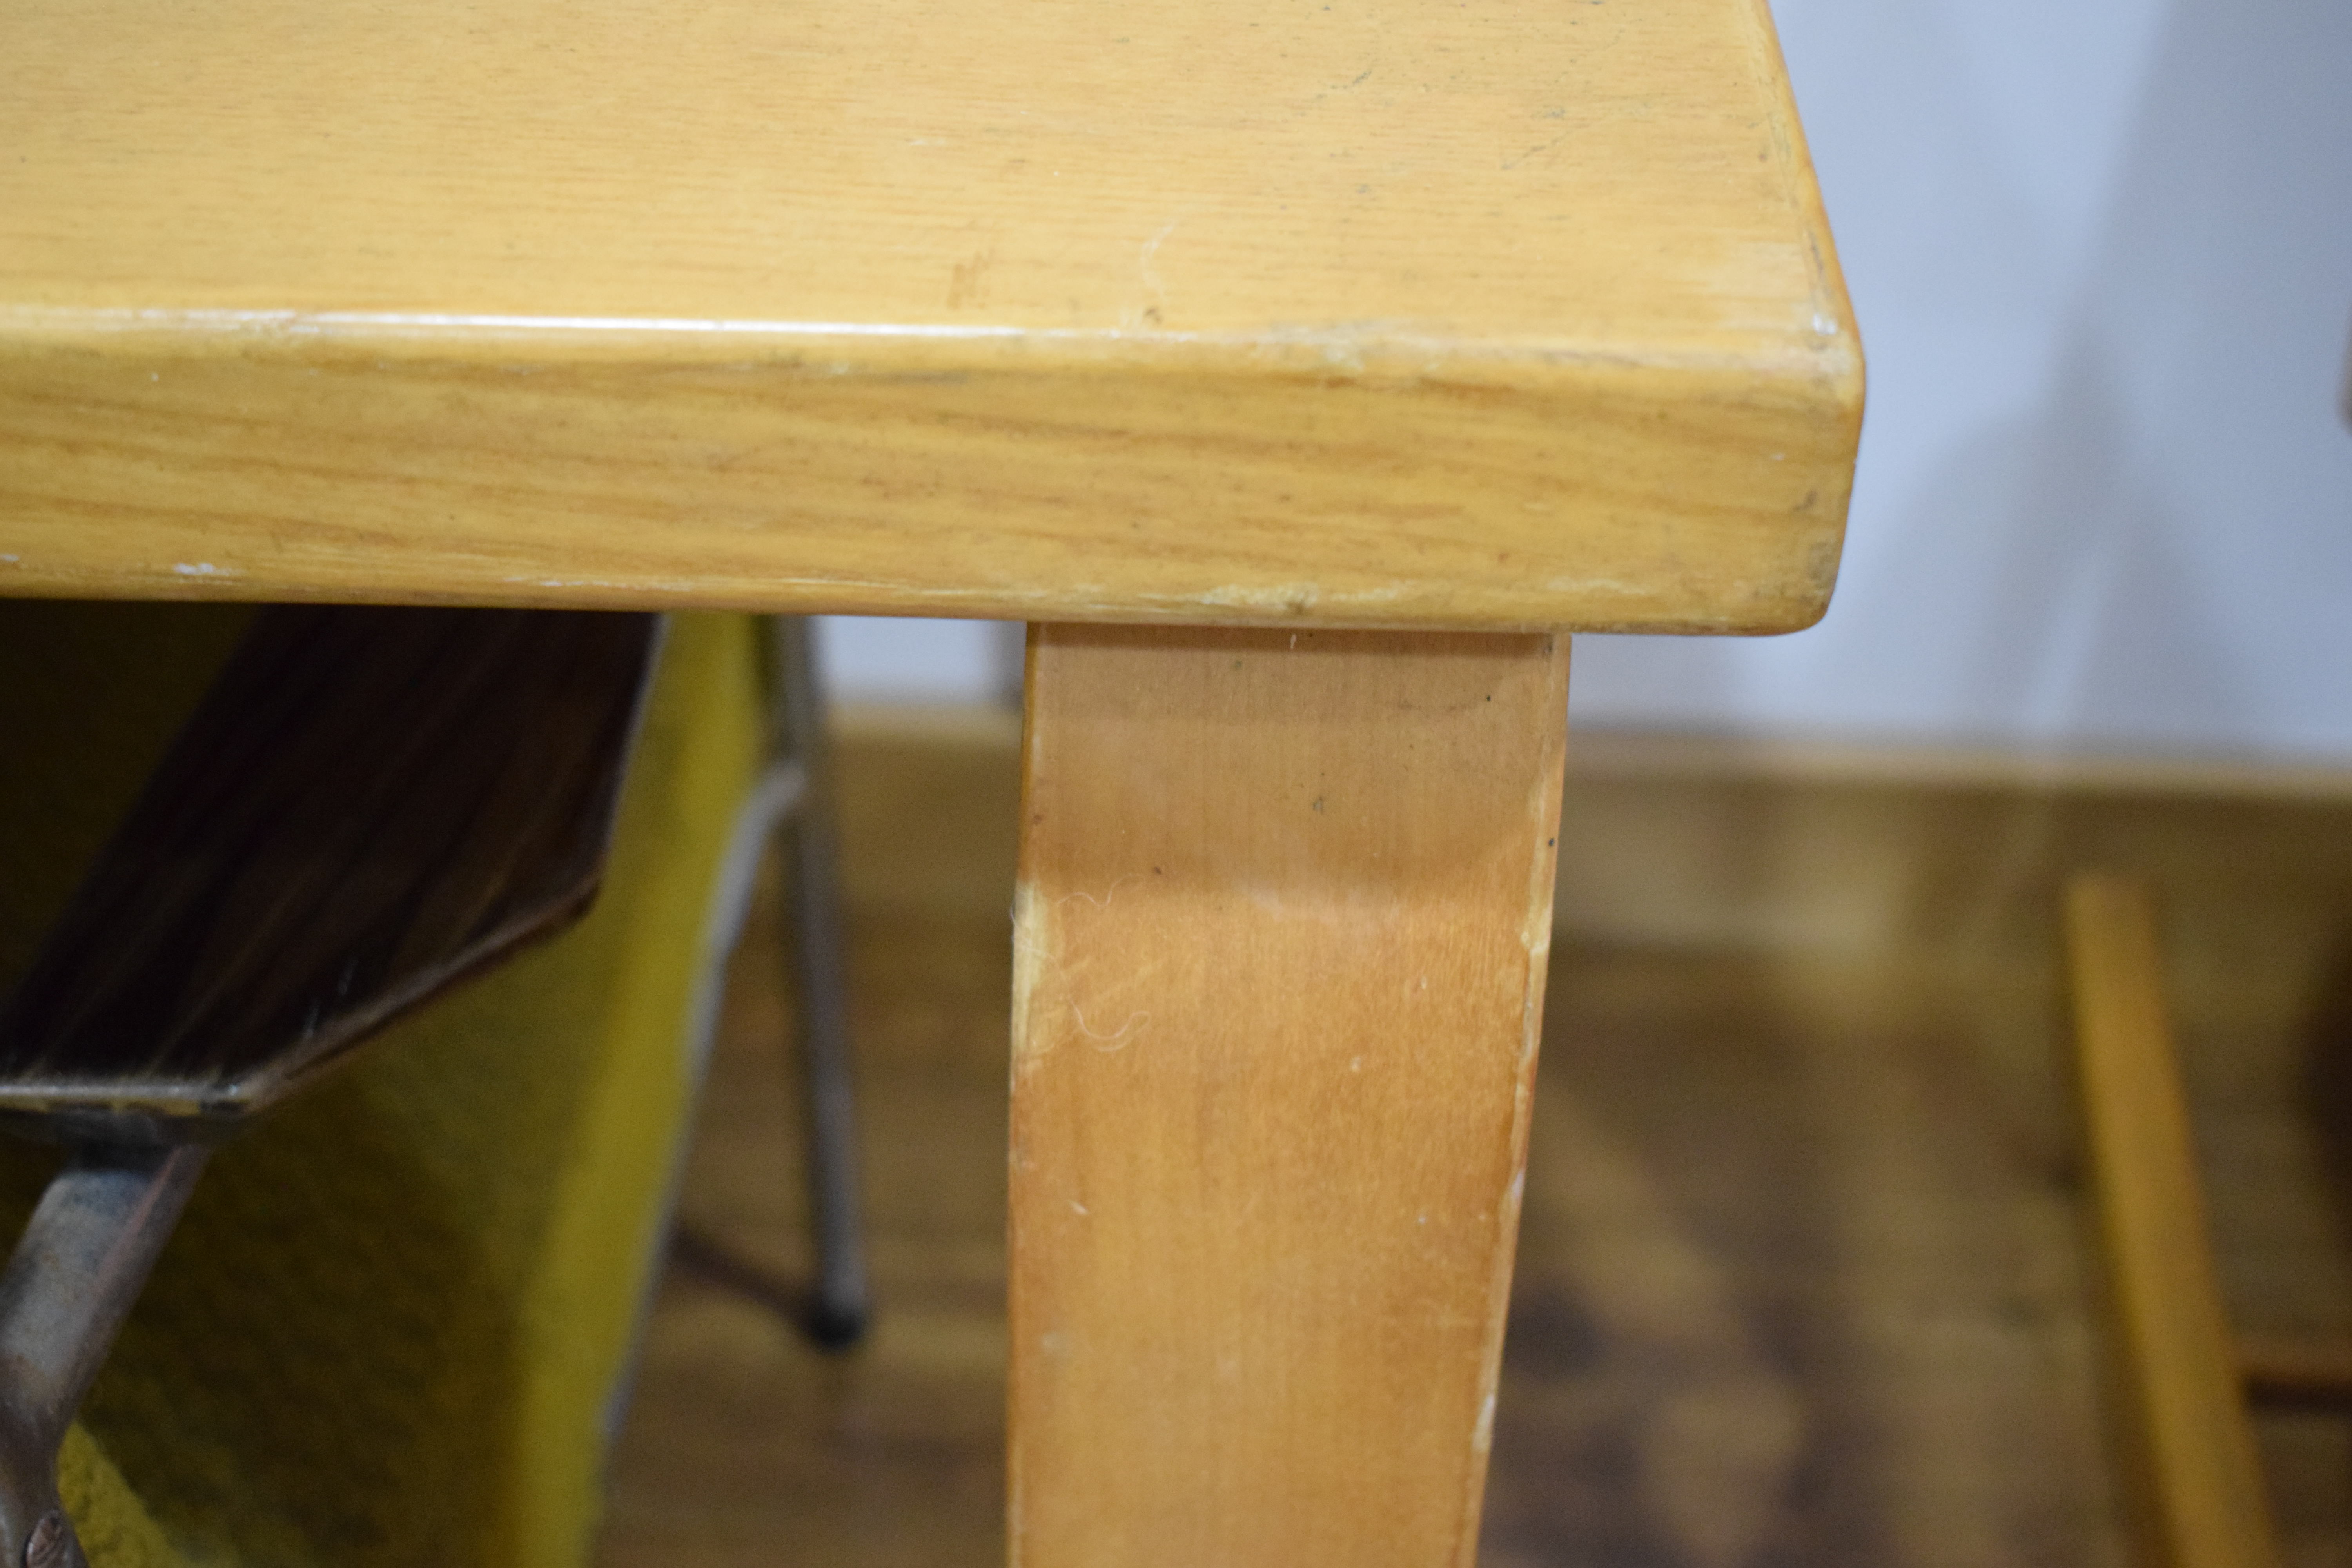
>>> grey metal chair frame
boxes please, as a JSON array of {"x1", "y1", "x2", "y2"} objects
[
  {"x1": 763, "y1": 617, "x2": 870, "y2": 1349},
  {"x1": 0, "y1": 610, "x2": 870, "y2": 1566}
]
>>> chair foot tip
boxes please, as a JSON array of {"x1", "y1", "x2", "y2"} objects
[{"x1": 804, "y1": 1298, "x2": 869, "y2": 1351}]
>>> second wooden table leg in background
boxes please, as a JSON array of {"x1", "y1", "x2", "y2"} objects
[{"x1": 1009, "y1": 624, "x2": 1572, "y2": 1567}]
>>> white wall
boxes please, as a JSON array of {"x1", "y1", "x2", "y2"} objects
[
  {"x1": 819, "y1": 615, "x2": 1020, "y2": 706},
  {"x1": 829, "y1": 0, "x2": 2352, "y2": 762}
]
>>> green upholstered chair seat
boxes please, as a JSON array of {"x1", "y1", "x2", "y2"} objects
[{"x1": 0, "y1": 604, "x2": 771, "y2": 1567}]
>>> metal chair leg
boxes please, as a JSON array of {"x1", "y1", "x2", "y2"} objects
[
  {"x1": 767, "y1": 619, "x2": 871, "y2": 1350},
  {"x1": 0, "y1": 1145, "x2": 210, "y2": 1568},
  {"x1": 0, "y1": 608, "x2": 664, "y2": 1558}
]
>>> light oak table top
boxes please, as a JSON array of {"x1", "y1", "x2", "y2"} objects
[{"x1": 0, "y1": 0, "x2": 1860, "y2": 633}]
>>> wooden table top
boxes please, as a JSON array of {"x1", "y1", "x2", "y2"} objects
[{"x1": 0, "y1": 0, "x2": 1860, "y2": 632}]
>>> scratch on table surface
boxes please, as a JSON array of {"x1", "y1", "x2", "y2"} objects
[
  {"x1": 1199, "y1": 582, "x2": 1321, "y2": 614},
  {"x1": 1501, "y1": 127, "x2": 1574, "y2": 171},
  {"x1": 1136, "y1": 219, "x2": 1180, "y2": 326}
]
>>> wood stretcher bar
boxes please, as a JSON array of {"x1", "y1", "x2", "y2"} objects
[{"x1": 2065, "y1": 874, "x2": 2280, "y2": 1568}]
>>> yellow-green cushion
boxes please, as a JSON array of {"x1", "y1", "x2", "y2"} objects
[{"x1": 0, "y1": 606, "x2": 769, "y2": 1568}]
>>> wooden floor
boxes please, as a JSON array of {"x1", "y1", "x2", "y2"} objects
[{"x1": 595, "y1": 713, "x2": 2352, "y2": 1568}]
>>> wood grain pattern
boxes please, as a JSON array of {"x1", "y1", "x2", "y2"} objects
[
  {"x1": 0, "y1": 607, "x2": 658, "y2": 1137},
  {"x1": 2065, "y1": 875, "x2": 2280, "y2": 1568},
  {"x1": 0, "y1": 0, "x2": 1857, "y2": 632},
  {"x1": 1008, "y1": 624, "x2": 1569, "y2": 1567}
]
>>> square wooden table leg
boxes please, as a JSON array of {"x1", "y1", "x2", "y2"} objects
[{"x1": 1009, "y1": 624, "x2": 1571, "y2": 1568}]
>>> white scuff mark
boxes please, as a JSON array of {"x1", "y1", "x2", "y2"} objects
[
  {"x1": 1054, "y1": 875, "x2": 1136, "y2": 913},
  {"x1": 1198, "y1": 582, "x2": 1321, "y2": 613},
  {"x1": 0, "y1": 303, "x2": 1853, "y2": 381},
  {"x1": 1539, "y1": 575, "x2": 1648, "y2": 599},
  {"x1": 1015, "y1": 879, "x2": 1152, "y2": 1060},
  {"x1": 172, "y1": 561, "x2": 233, "y2": 577},
  {"x1": 1188, "y1": 582, "x2": 1403, "y2": 616},
  {"x1": 1009, "y1": 881, "x2": 1049, "y2": 1076},
  {"x1": 22, "y1": 307, "x2": 1057, "y2": 341},
  {"x1": 1521, "y1": 894, "x2": 1553, "y2": 961},
  {"x1": 1136, "y1": 219, "x2": 1181, "y2": 325},
  {"x1": 1071, "y1": 1000, "x2": 1150, "y2": 1050}
]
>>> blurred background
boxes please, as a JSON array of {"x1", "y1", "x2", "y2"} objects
[{"x1": 819, "y1": 0, "x2": 2352, "y2": 763}]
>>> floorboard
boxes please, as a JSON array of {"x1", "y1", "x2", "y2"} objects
[{"x1": 595, "y1": 716, "x2": 2352, "y2": 1568}]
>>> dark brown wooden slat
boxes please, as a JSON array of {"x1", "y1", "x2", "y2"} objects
[
  {"x1": 0, "y1": 606, "x2": 660, "y2": 1135},
  {"x1": 2239, "y1": 1334, "x2": 2352, "y2": 1411}
]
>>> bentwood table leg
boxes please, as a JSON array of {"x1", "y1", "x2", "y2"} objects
[{"x1": 1008, "y1": 624, "x2": 1570, "y2": 1567}]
